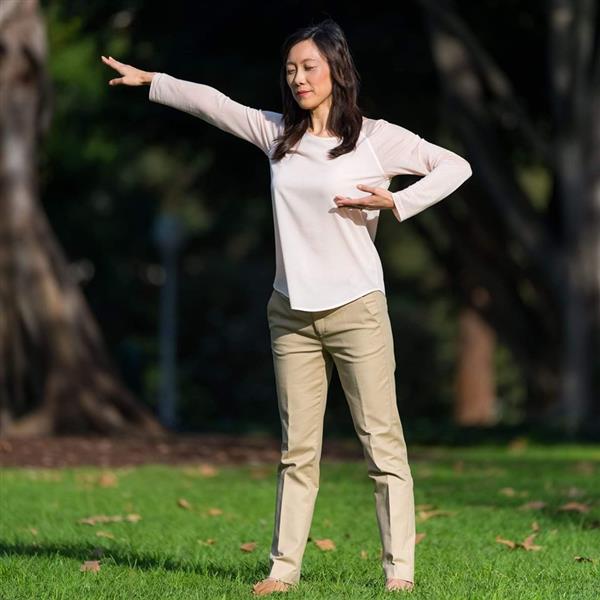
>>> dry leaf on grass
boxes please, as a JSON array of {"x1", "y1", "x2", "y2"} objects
[
  {"x1": 499, "y1": 487, "x2": 529, "y2": 498},
  {"x1": 240, "y1": 541, "x2": 257, "y2": 552},
  {"x1": 572, "y1": 461, "x2": 595, "y2": 475},
  {"x1": 207, "y1": 507, "x2": 223, "y2": 516},
  {"x1": 177, "y1": 498, "x2": 192, "y2": 510},
  {"x1": 558, "y1": 501, "x2": 590, "y2": 513},
  {"x1": 360, "y1": 549, "x2": 368, "y2": 559},
  {"x1": 314, "y1": 538, "x2": 336, "y2": 551},
  {"x1": 78, "y1": 513, "x2": 141, "y2": 525},
  {"x1": 96, "y1": 530, "x2": 115, "y2": 539},
  {"x1": 417, "y1": 509, "x2": 456, "y2": 522},
  {"x1": 518, "y1": 500, "x2": 547, "y2": 510},
  {"x1": 507, "y1": 437, "x2": 528, "y2": 452},
  {"x1": 574, "y1": 556, "x2": 598, "y2": 563},
  {"x1": 80, "y1": 560, "x2": 101, "y2": 572},
  {"x1": 495, "y1": 532, "x2": 542, "y2": 551},
  {"x1": 531, "y1": 521, "x2": 540, "y2": 532},
  {"x1": 415, "y1": 532, "x2": 426, "y2": 544},
  {"x1": 182, "y1": 464, "x2": 219, "y2": 478},
  {"x1": 98, "y1": 472, "x2": 118, "y2": 487},
  {"x1": 198, "y1": 538, "x2": 217, "y2": 546}
]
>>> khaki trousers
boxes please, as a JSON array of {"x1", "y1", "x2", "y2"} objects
[{"x1": 266, "y1": 288, "x2": 415, "y2": 585}]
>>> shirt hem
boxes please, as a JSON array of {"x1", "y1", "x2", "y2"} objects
[{"x1": 272, "y1": 284, "x2": 385, "y2": 312}]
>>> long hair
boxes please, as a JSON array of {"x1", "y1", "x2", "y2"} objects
[{"x1": 270, "y1": 18, "x2": 363, "y2": 162}]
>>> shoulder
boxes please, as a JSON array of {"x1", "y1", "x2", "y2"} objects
[
  {"x1": 261, "y1": 110, "x2": 285, "y2": 134},
  {"x1": 362, "y1": 116, "x2": 419, "y2": 142}
]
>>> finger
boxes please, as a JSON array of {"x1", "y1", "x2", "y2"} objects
[
  {"x1": 334, "y1": 194, "x2": 372, "y2": 206},
  {"x1": 109, "y1": 77, "x2": 124, "y2": 86},
  {"x1": 356, "y1": 183, "x2": 376, "y2": 194}
]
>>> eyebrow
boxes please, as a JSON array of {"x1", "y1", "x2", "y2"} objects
[{"x1": 286, "y1": 59, "x2": 318, "y2": 65}]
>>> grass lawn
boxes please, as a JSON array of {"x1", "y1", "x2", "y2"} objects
[{"x1": 1, "y1": 442, "x2": 599, "y2": 599}]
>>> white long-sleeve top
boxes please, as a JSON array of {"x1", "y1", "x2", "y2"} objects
[{"x1": 149, "y1": 72, "x2": 472, "y2": 311}]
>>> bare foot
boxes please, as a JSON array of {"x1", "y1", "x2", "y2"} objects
[
  {"x1": 252, "y1": 577, "x2": 292, "y2": 596},
  {"x1": 386, "y1": 578, "x2": 414, "y2": 592}
]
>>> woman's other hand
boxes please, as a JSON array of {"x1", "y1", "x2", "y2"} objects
[
  {"x1": 101, "y1": 55, "x2": 154, "y2": 86},
  {"x1": 334, "y1": 184, "x2": 395, "y2": 211}
]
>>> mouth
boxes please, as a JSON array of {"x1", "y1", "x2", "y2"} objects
[{"x1": 296, "y1": 90, "x2": 312, "y2": 97}]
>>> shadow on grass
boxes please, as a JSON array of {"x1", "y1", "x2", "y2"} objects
[{"x1": 0, "y1": 539, "x2": 277, "y2": 581}]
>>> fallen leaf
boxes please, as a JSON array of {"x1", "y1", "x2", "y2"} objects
[
  {"x1": 198, "y1": 538, "x2": 217, "y2": 546},
  {"x1": 507, "y1": 437, "x2": 528, "y2": 452},
  {"x1": 521, "y1": 534, "x2": 542, "y2": 551},
  {"x1": 98, "y1": 472, "x2": 118, "y2": 487},
  {"x1": 199, "y1": 464, "x2": 218, "y2": 477},
  {"x1": 495, "y1": 532, "x2": 542, "y2": 551},
  {"x1": 531, "y1": 521, "x2": 540, "y2": 532},
  {"x1": 559, "y1": 502, "x2": 590, "y2": 513},
  {"x1": 572, "y1": 461, "x2": 595, "y2": 475},
  {"x1": 415, "y1": 503, "x2": 435, "y2": 511},
  {"x1": 360, "y1": 549, "x2": 368, "y2": 559},
  {"x1": 207, "y1": 507, "x2": 223, "y2": 516},
  {"x1": 314, "y1": 538, "x2": 336, "y2": 551},
  {"x1": 495, "y1": 536, "x2": 516, "y2": 549},
  {"x1": 125, "y1": 513, "x2": 142, "y2": 522},
  {"x1": 96, "y1": 531, "x2": 115, "y2": 539},
  {"x1": 415, "y1": 532, "x2": 426, "y2": 544},
  {"x1": 499, "y1": 487, "x2": 528, "y2": 498},
  {"x1": 78, "y1": 513, "x2": 141, "y2": 526},
  {"x1": 80, "y1": 560, "x2": 101, "y2": 572},
  {"x1": 240, "y1": 541, "x2": 257, "y2": 552},
  {"x1": 574, "y1": 555, "x2": 598, "y2": 563},
  {"x1": 417, "y1": 509, "x2": 456, "y2": 522},
  {"x1": 177, "y1": 498, "x2": 192, "y2": 510}
]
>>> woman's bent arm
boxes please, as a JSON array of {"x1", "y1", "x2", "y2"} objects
[
  {"x1": 368, "y1": 119, "x2": 472, "y2": 222},
  {"x1": 149, "y1": 72, "x2": 282, "y2": 156}
]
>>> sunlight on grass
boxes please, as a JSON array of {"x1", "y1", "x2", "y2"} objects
[{"x1": 1, "y1": 443, "x2": 598, "y2": 599}]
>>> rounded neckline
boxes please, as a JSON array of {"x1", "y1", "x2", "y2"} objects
[
  {"x1": 304, "y1": 130, "x2": 339, "y2": 141},
  {"x1": 303, "y1": 117, "x2": 368, "y2": 141}
]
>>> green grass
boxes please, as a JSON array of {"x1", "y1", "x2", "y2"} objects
[{"x1": 1, "y1": 443, "x2": 599, "y2": 599}]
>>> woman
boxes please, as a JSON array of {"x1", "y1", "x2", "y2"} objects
[{"x1": 102, "y1": 18, "x2": 471, "y2": 596}]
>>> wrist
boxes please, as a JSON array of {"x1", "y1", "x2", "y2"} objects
[{"x1": 142, "y1": 71, "x2": 156, "y2": 85}]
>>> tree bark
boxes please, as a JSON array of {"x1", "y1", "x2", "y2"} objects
[{"x1": 0, "y1": 0, "x2": 167, "y2": 437}]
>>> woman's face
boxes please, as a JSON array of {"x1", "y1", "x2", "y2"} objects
[{"x1": 286, "y1": 39, "x2": 332, "y2": 109}]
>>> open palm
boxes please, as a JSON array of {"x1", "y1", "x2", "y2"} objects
[{"x1": 101, "y1": 55, "x2": 151, "y2": 86}]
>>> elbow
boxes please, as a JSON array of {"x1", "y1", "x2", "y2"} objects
[{"x1": 461, "y1": 158, "x2": 472, "y2": 181}]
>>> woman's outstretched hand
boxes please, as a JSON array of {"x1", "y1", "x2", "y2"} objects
[
  {"x1": 334, "y1": 184, "x2": 395, "y2": 211},
  {"x1": 101, "y1": 55, "x2": 154, "y2": 86}
]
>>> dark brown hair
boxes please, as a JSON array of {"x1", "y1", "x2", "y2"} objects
[{"x1": 270, "y1": 18, "x2": 363, "y2": 162}]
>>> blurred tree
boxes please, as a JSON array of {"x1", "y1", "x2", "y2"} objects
[
  {"x1": 417, "y1": 0, "x2": 599, "y2": 433},
  {"x1": 0, "y1": 0, "x2": 166, "y2": 436}
]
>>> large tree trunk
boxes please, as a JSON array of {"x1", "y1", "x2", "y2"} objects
[{"x1": 0, "y1": 0, "x2": 167, "y2": 437}]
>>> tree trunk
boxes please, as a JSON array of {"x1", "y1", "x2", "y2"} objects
[
  {"x1": 417, "y1": 0, "x2": 599, "y2": 433},
  {"x1": 454, "y1": 304, "x2": 497, "y2": 426},
  {"x1": 0, "y1": 0, "x2": 167, "y2": 437}
]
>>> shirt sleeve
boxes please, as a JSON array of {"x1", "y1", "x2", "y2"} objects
[
  {"x1": 367, "y1": 119, "x2": 472, "y2": 222},
  {"x1": 148, "y1": 72, "x2": 283, "y2": 157}
]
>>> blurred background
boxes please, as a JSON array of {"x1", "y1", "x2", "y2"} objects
[{"x1": 1, "y1": 0, "x2": 598, "y2": 445}]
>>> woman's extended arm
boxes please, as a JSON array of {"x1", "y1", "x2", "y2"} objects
[
  {"x1": 367, "y1": 119, "x2": 472, "y2": 222},
  {"x1": 101, "y1": 55, "x2": 282, "y2": 156}
]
